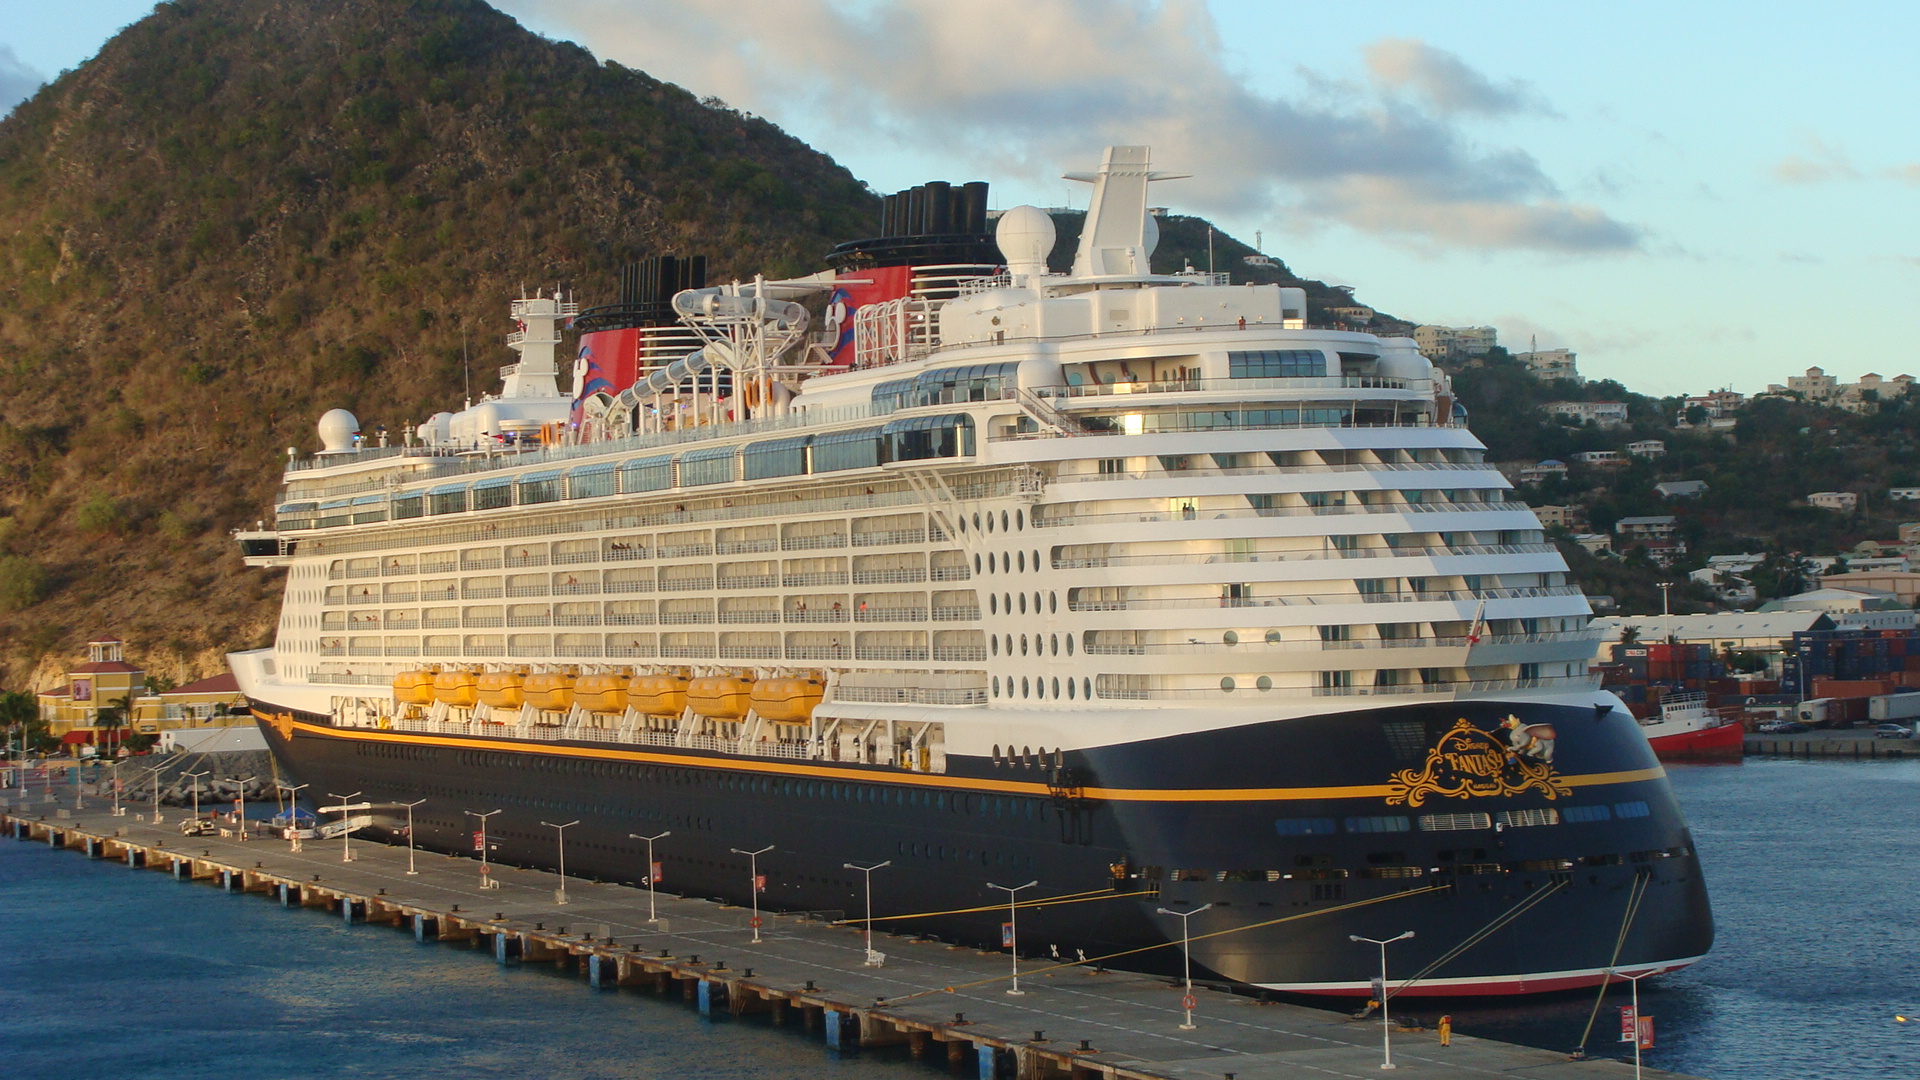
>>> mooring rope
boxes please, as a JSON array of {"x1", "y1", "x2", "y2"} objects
[
  {"x1": 1574, "y1": 872, "x2": 1650, "y2": 1054},
  {"x1": 1388, "y1": 877, "x2": 1569, "y2": 998}
]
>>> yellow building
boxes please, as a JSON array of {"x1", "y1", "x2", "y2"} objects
[{"x1": 36, "y1": 637, "x2": 251, "y2": 753}]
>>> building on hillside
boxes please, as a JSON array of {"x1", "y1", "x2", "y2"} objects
[
  {"x1": 1821, "y1": 570, "x2": 1920, "y2": 605},
  {"x1": 1515, "y1": 348, "x2": 1581, "y2": 383},
  {"x1": 1573, "y1": 450, "x2": 1627, "y2": 466},
  {"x1": 34, "y1": 638, "x2": 250, "y2": 754},
  {"x1": 1412, "y1": 324, "x2": 1497, "y2": 362},
  {"x1": 1543, "y1": 400, "x2": 1630, "y2": 428},
  {"x1": 1572, "y1": 533, "x2": 1614, "y2": 556},
  {"x1": 1706, "y1": 553, "x2": 1767, "y2": 575},
  {"x1": 1516, "y1": 459, "x2": 1569, "y2": 484},
  {"x1": 1681, "y1": 390, "x2": 1746, "y2": 418},
  {"x1": 1656, "y1": 480, "x2": 1709, "y2": 499},
  {"x1": 1775, "y1": 368, "x2": 1917, "y2": 413},
  {"x1": 1329, "y1": 305, "x2": 1375, "y2": 325},
  {"x1": 1689, "y1": 566, "x2": 1756, "y2": 606},
  {"x1": 1532, "y1": 504, "x2": 1585, "y2": 530},
  {"x1": 1591, "y1": 611, "x2": 1835, "y2": 675},
  {"x1": 1844, "y1": 556, "x2": 1910, "y2": 574},
  {"x1": 1808, "y1": 491, "x2": 1859, "y2": 512},
  {"x1": 1889, "y1": 488, "x2": 1920, "y2": 502},
  {"x1": 1788, "y1": 366, "x2": 1839, "y2": 402},
  {"x1": 1764, "y1": 587, "x2": 1917, "y2": 630},
  {"x1": 1627, "y1": 440, "x2": 1666, "y2": 458},
  {"x1": 1615, "y1": 515, "x2": 1679, "y2": 540}
]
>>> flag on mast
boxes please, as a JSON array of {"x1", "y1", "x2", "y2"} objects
[{"x1": 1467, "y1": 600, "x2": 1488, "y2": 646}]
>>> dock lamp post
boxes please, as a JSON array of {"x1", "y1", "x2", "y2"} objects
[
  {"x1": 844, "y1": 860, "x2": 892, "y2": 966},
  {"x1": 276, "y1": 782, "x2": 308, "y2": 825},
  {"x1": 150, "y1": 766, "x2": 166, "y2": 824},
  {"x1": 183, "y1": 770, "x2": 210, "y2": 824},
  {"x1": 988, "y1": 880, "x2": 1040, "y2": 995},
  {"x1": 466, "y1": 809, "x2": 501, "y2": 889},
  {"x1": 228, "y1": 776, "x2": 256, "y2": 840},
  {"x1": 400, "y1": 799, "x2": 426, "y2": 875},
  {"x1": 628, "y1": 831, "x2": 670, "y2": 922},
  {"x1": 109, "y1": 759, "x2": 124, "y2": 817},
  {"x1": 731, "y1": 845, "x2": 774, "y2": 943},
  {"x1": 1155, "y1": 903, "x2": 1215, "y2": 1030},
  {"x1": 542, "y1": 820, "x2": 580, "y2": 904},
  {"x1": 327, "y1": 791, "x2": 362, "y2": 862},
  {"x1": 1349, "y1": 931, "x2": 1415, "y2": 1070}
]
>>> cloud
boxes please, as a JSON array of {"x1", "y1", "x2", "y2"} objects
[
  {"x1": 0, "y1": 45, "x2": 44, "y2": 119},
  {"x1": 1891, "y1": 164, "x2": 1920, "y2": 185},
  {"x1": 1363, "y1": 38, "x2": 1550, "y2": 117},
  {"x1": 1772, "y1": 137, "x2": 1860, "y2": 184},
  {"x1": 503, "y1": 0, "x2": 1638, "y2": 253}
]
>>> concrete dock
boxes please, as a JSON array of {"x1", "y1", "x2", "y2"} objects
[{"x1": 2, "y1": 793, "x2": 1699, "y2": 1080}]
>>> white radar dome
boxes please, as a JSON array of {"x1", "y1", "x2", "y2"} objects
[
  {"x1": 317, "y1": 409, "x2": 359, "y2": 453},
  {"x1": 996, "y1": 205, "x2": 1056, "y2": 277}
]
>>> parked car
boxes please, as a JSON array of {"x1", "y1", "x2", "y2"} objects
[
  {"x1": 1757, "y1": 720, "x2": 1809, "y2": 734},
  {"x1": 1874, "y1": 724, "x2": 1913, "y2": 739},
  {"x1": 178, "y1": 817, "x2": 218, "y2": 837}
]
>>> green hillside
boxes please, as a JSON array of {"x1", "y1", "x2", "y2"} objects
[{"x1": 0, "y1": 0, "x2": 877, "y2": 682}]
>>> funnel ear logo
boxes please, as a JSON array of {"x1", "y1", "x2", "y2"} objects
[{"x1": 1386, "y1": 718, "x2": 1569, "y2": 807}]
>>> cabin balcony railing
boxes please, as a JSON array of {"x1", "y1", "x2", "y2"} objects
[
  {"x1": 718, "y1": 576, "x2": 779, "y2": 590},
  {"x1": 1035, "y1": 501, "x2": 1521, "y2": 529},
  {"x1": 929, "y1": 567, "x2": 972, "y2": 581},
  {"x1": 786, "y1": 610, "x2": 849, "y2": 623},
  {"x1": 853, "y1": 569, "x2": 928, "y2": 584},
  {"x1": 831, "y1": 685, "x2": 986, "y2": 705},
  {"x1": 719, "y1": 646, "x2": 782, "y2": 660},
  {"x1": 929, "y1": 607, "x2": 981, "y2": 621},
  {"x1": 658, "y1": 612, "x2": 716, "y2": 625},
  {"x1": 782, "y1": 535, "x2": 850, "y2": 552},
  {"x1": 718, "y1": 611, "x2": 782, "y2": 624},
  {"x1": 932, "y1": 646, "x2": 988, "y2": 662},
  {"x1": 853, "y1": 529, "x2": 927, "y2": 547},
  {"x1": 1053, "y1": 543, "x2": 1561, "y2": 570},
  {"x1": 853, "y1": 607, "x2": 928, "y2": 622},
  {"x1": 782, "y1": 572, "x2": 850, "y2": 587},
  {"x1": 715, "y1": 540, "x2": 779, "y2": 555}
]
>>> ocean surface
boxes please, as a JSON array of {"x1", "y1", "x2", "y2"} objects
[{"x1": 3, "y1": 757, "x2": 1917, "y2": 1079}]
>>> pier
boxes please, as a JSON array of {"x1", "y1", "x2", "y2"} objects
[
  {"x1": 3, "y1": 795, "x2": 1697, "y2": 1080},
  {"x1": 1744, "y1": 735, "x2": 1912, "y2": 759}
]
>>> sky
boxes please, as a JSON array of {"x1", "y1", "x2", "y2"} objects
[{"x1": 3, "y1": 1, "x2": 1916, "y2": 397}]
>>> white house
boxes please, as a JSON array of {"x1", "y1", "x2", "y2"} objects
[
  {"x1": 1544, "y1": 401, "x2": 1630, "y2": 428},
  {"x1": 1889, "y1": 488, "x2": 1920, "y2": 502},
  {"x1": 1627, "y1": 440, "x2": 1666, "y2": 458},
  {"x1": 1656, "y1": 480, "x2": 1709, "y2": 498},
  {"x1": 1808, "y1": 491, "x2": 1859, "y2": 512}
]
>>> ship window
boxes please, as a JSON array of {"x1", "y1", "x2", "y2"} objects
[
  {"x1": 1001, "y1": 510, "x2": 1010, "y2": 532},
  {"x1": 1496, "y1": 809, "x2": 1561, "y2": 828},
  {"x1": 1083, "y1": 677, "x2": 1092, "y2": 699},
  {"x1": 989, "y1": 594, "x2": 997, "y2": 615},
  {"x1": 515, "y1": 469, "x2": 564, "y2": 505},
  {"x1": 1274, "y1": 817, "x2": 1338, "y2": 836},
  {"x1": 743, "y1": 436, "x2": 810, "y2": 480},
  {"x1": 1017, "y1": 550, "x2": 1026, "y2": 573},
  {"x1": 392, "y1": 494, "x2": 424, "y2": 520},
  {"x1": 1064, "y1": 633, "x2": 1073, "y2": 656},
  {"x1": 1345, "y1": 815, "x2": 1411, "y2": 833},
  {"x1": 1419, "y1": 812, "x2": 1493, "y2": 832},
  {"x1": 1020, "y1": 635, "x2": 1029, "y2": 656},
  {"x1": 1614, "y1": 800, "x2": 1652, "y2": 819},
  {"x1": 810, "y1": 428, "x2": 884, "y2": 473},
  {"x1": 992, "y1": 677, "x2": 1000, "y2": 697},
  {"x1": 1562, "y1": 805, "x2": 1613, "y2": 823},
  {"x1": 1021, "y1": 678, "x2": 1030, "y2": 698},
  {"x1": 427, "y1": 484, "x2": 469, "y2": 515},
  {"x1": 620, "y1": 455, "x2": 672, "y2": 493},
  {"x1": 1051, "y1": 677, "x2": 1060, "y2": 699},
  {"x1": 472, "y1": 477, "x2": 514, "y2": 511},
  {"x1": 1220, "y1": 677, "x2": 1236, "y2": 692},
  {"x1": 1018, "y1": 593, "x2": 1028, "y2": 614},
  {"x1": 1228, "y1": 349, "x2": 1325, "y2": 378},
  {"x1": 1049, "y1": 634, "x2": 1058, "y2": 655},
  {"x1": 883, "y1": 414, "x2": 975, "y2": 462},
  {"x1": 679, "y1": 444, "x2": 738, "y2": 486},
  {"x1": 1016, "y1": 509, "x2": 1024, "y2": 531},
  {"x1": 990, "y1": 635, "x2": 998, "y2": 656},
  {"x1": 566, "y1": 462, "x2": 617, "y2": 499}
]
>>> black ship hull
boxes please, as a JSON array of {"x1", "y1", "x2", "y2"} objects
[{"x1": 250, "y1": 695, "x2": 1713, "y2": 995}]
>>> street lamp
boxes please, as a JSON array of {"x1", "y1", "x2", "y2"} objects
[
  {"x1": 1616, "y1": 968, "x2": 1657, "y2": 1080},
  {"x1": 843, "y1": 860, "x2": 891, "y2": 966},
  {"x1": 628, "y1": 831, "x2": 670, "y2": 922},
  {"x1": 400, "y1": 799, "x2": 426, "y2": 874},
  {"x1": 228, "y1": 776, "x2": 256, "y2": 840},
  {"x1": 987, "y1": 880, "x2": 1040, "y2": 995},
  {"x1": 730, "y1": 844, "x2": 774, "y2": 943},
  {"x1": 183, "y1": 770, "x2": 210, "y2": 824},
  {"x1": 327, "y1": 791, "x2": 362, "y2": 862},
  {"x1": 1349, "y1": 931, "x2": 1415, "y2": 1070},
  {"x1": 109, "y1": 759, "x2": 124, "y2": 817},
  {"x1": 465, "y1": 809, "x2": 502, "y2": 889},
  {"x1": 542, "y1": 819, "x2": 580, "y2": 904},
  {"x1": 1155, "y1": 903, "x2": 1215, "y2": 1029}
]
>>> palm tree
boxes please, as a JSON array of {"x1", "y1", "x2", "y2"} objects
[
  {"x1": 0, "y1": 689, "x2": 37, "y2": 763},
  {"x1": 94, "y1": 693, "x2": 134, "y2": 755}
]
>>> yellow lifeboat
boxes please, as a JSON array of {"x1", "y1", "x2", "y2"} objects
[
  {"x1": 523, "y1": 669, "x2": 577, "y2": 712},
  {"x1": 689, "y1": 675, "x2": 754, "y2": 720},
  {"x1": 392, "y1": 669, "x2": 436, "y2": 706},
  {"x1": 431, "y1": 667, "x2": 479, "y2": 708},
  {"x1": 575, "y1": 671, "x2": 631, "y2": 714},
  {"x1": 749, "y1": 677, "x2": 824, "y2": 725},
  {"x1": 628, "y1": 673, "x2": 690, "y2": 716},
  {"x1": 476, "y1": 668, "x2": 527, "y2": 709}
]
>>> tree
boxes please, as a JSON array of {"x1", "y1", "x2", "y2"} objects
[
  {"x1": 0, "y1": 690, "x2": 45, "y2": 760},
  {"x1": 94, "y1": 693, "x2": 134, "y2": 752}
]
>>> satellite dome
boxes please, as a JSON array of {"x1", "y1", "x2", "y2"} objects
[
  {"x1": 317, "y1": 409, "x2": 359, "y2": 453},
  {"x1": 995, "y1": 205, "x2": 1056, "y2": 277}
]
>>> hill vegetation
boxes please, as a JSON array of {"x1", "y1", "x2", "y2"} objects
[{"x1": 0, "y1": 0, "x2": 877, "y2": 684}]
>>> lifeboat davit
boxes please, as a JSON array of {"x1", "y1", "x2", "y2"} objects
[
  {"x1": 749, "y1": 677, "x2": 824, "y2": 724},
  {"x1": 431, "y1": 667, "x2": 479, "y2": 708},
  {"x1": 575, "y1": 671, "x2": 631, "y2": 714},
  {"x1": 689, "y1": 675, "x2": 753, "y2": 720},
  {"x1": 523, "y1": 670, "x2": 577, "y2": 712},
  {"x1": 628, "y1": 674, "x2": 690, "y2": 716},
  {"x1": 392, "y1": 669, "x2": 436, "y2": 706},
  {"x1": 476, "y1": 668, "x2": 527, "y2": 709}
]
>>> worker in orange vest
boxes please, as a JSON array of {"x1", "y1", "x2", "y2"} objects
[{"x1": 1438, "y1": 1014, "x2": 1453, "y2": 1047}]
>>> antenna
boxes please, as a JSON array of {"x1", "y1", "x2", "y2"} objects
[
  {"x1": 462, "y1": 330, "x2": 472, "y2": 409},
  {"x1": 1207, "y1": 226, "x2": 1215, "y2": 274}
]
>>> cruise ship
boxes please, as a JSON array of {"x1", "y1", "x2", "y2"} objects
[{"x1": 230, "y1": 147, "x2": 1713, "y2": 996}]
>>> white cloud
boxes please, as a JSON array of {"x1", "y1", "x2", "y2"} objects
[
  {"x1": 1363, "y1": 38, "x2": 1551, "y2": 117},
  {"x1": 504, "y1": 0, "x2": 1638, "y2": 253},
  {"x1": 1772, "y1": 137, "x2": 1860, "y2": 184},
  {"x1": 0, "y1": 45, "x2": 44, "y2": 119}
]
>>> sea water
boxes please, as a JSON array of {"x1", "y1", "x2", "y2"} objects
[{"x1": 4, "y1": 757, "x2": 1918, "y2": 1079}]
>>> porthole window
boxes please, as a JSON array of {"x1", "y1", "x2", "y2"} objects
[
  {"x1": 1049, "y1": 592, "x2": 1058, "y2": 614},
  {"x1": 1066, "y1": 678, "x2": 1076, "y2": 700},
  {"x1": 1019, "y1": 593, "x2": 1028, "y2": 615},
  {"x1": 1051, "y1": 677, "x2": 1061, "y2": 698},
  {"x1": 989, "y1": 593, "x2": 998, "y2": 615},
  {"x1": 1033, "y1": 550, "x2": 1040, "y2": 571},
  {"x1": 958, "y1": 516, "x2": 967, "y2": 533},
  {"x1": 1221, "y1": 677, "x2": 1237, "y2": 692},
  {"x1": 1035, "y1": 679, "x2": 1044, "y2": 699},
  {"x1": 1050, "y1": 633, "x2": 1058, "y2": 655},
  {"x1": 1005, "y1": 634, "x2": 1013, "y2": 654},
  {"x1": 1033, "y1": 591, "x2": 1042, "y2": 612},
  {"x1": 1004, "y1": 592, "x2": 1012, "y2": 613},
  {"x1": 976, "y1": 553, "x2": 985, "y2": 574},
  {"x1": 1001, "y1": 510, "x2": 1010, "y2": 533},
  {"x1": 1066, "y1": 635, "x2": 1074, "y2": 656},
  {"x1": 1224, "y1": 630, "x2": 1240, "y2": 646},
  {"x1": 990, "y1": 634, "x2": 999, "y2": 656},
  {"x1": 1257, "y1": 675, "x2": 1273, "y2": 691},
  {"x1": 1018, "y1": 550, "x2": 1026, "y2": 573},
  {"x1": 1021, "y1": 634, "x2": 1030, "y2": 656},
  {"x1": 987, "y1": 513, "x2": 995, "y2": 533},
  {"x1": 1084, "y1": 677, "x2": 1093, "y2": 699},
  {"x1": 992, "y1": 677, "x2": 1001, "y2": 697},
  {"x1": 974, "y1": 512, "x2": 982, "y2": 532},
  {"x1": 1016, "y1": 509, "x2": 1024, "y2": 531},
  {"x1": 1021, "y1": 678, "x2": 1030, "y2": 698},
  {"x1": 1265, "y1": 629, "x2": 1282, "y2": 644}
]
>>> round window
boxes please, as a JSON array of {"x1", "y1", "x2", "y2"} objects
[{"x1": 1220, "y1": 677, "x2": 1237, "y2": 692}]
